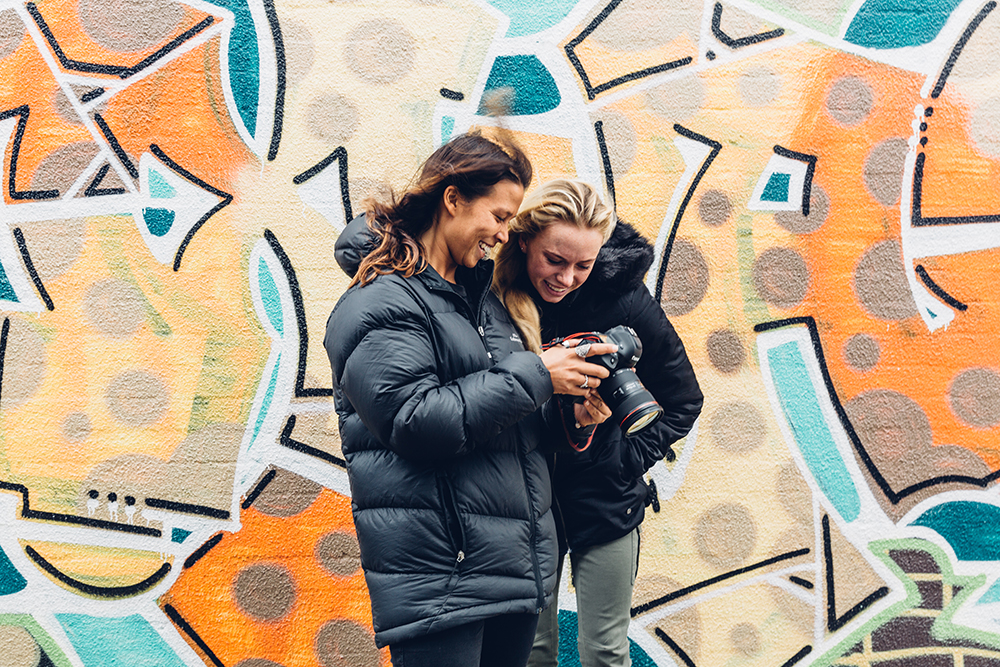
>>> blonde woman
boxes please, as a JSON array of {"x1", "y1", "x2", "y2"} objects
[{"x1": 494, "y1": 179, "x2": 703, "y2": 667}]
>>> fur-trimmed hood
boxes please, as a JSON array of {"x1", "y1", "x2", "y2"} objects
[{"x1": 584, "y1": 219, "x2": 655, "y2": 293}]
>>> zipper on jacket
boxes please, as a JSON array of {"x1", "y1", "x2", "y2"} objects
[
  {"x1": 437, "y1": 472, "x2": 466, "y2": 564},
  {"x1": 516, "y1": 451, "x2": 546, "y2": 612}
]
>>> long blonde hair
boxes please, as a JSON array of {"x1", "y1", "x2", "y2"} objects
[{"x1": 493, "y1": 179, "x2": 616, "y2": 352}]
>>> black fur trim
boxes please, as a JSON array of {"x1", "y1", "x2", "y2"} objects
[{"x1": 587, "y1": 219, "x2": 654, "y2": 291}]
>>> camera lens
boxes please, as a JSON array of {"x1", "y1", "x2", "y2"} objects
[{"x1": 598, "y1": 368, "x2": 663, "y2": 436}]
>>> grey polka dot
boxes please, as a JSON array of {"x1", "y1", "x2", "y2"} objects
[
  {"x1": 739, "y1": 66, "x2": 781, "y2": 107},
  {"x1": 844, "y1": 389, "x2": 932, "y2": 463},
  {"x1": 730, "y1": 623, "x2": 761, "y2": 656},
  {"x1": 76, "y1": 453, "x2": 166, "y2": 516},
  {"x1": 774, "y1": 185, "x2": 829, "y2": 234},
  {"x1": 234, "y1": 563, "x2": 296, "y2": 622},
  {"x1": 753, "y1": 247, "x2": 809, "y2": 309},
  {"x1": 0, "y1": 318, "x2": 46, "y2": 410},
  {"x1": 251, "y1": 468, "x2": 322, "y2": 517},
  {"x1": 695, "y1": 503, "x2": 756, "y2": 569},
  {"x1": 853, "y1": 240, "x2": 918, "y2": 321},
  {"x1": 864, "y1": 137, "x2": 908, "y2": 207},
  {"x1": 53, "y1": 87, "x2": 107, "y2": 127},
  {"x1": 30, "y1": 142, "x2": 102, "y2": 194},
  {"x1": 660, "y1": 238, "x2": 709, "y2": 316},
  {"x1": 653, "y1": 604, "x2": 700, "y2": 662},
  {"x1": 593, "y1": 110, "x2": 637, "y2": 174},
  {"x1": 62, "y1": 412, "x2": 92, "y2": 443},
  {"x1": 949, "y1": 368, "x2": 1000, "y2": 428},
  {"x1": 826, "y1": 76, "x2": 873, "y2": 126},
  {"x1": 706, "y1": 329, "x2": 744, "y2": 373},
  {"x1": 314, "y1": 619, "x2": 380, "y2": 667},
  {"x1": 85, "y1": 279, "x2": 146, "y2": 338},
  {"x1": 234, "y1": 660, "x2": 286, "y2": 667},
  {"x1": 646, "y1": 76, "x2": 704, "y2": 122},
  {"x1": 316, "y1": 532, "x2": 362, "y2": 577},
  {"x1": 844, "y1": 333, "x2": 880, "y2": 372},
  {"x1": 308, "y1": 93, "x2": 360, "y2": 145},
  {"x1": 776, "y1": 463, "x2": 812, "y2": 524},
  {"x1": 343, "y1": 19, "x2": 415, "y2": 85},
  {"x1": 698, "y1": 189, "x2": 731, "y2": 227},
  {"x1": 16, "y1": 218, "x2": 86, "y2": 282},
  {"x1": 971, "y1": 95, "x2": 1000, "y2": 159},
  {"x1": 79, "y1": 0, "x2": 184, "y2": 53},
  {"x1": 348, "y1": 178, "x2": 391, "y2": 209},
  {"x1": 105, "y1": 370, "x2": 168, "y2": 427},
  {"x1": 0, "y1": 10, "x2": 26, "y2": 60},
  {"x1": 710, "y1": 401, "x2": 766, "y2": 453},
  {"x1": 0, "y1": 625, "x2": 40, "y2": 667},
  {"x1": 280, "y1": 18, "x2": 315, "y2": 86}
]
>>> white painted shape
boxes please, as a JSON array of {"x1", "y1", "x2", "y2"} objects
[
  {"x1": 748, "y1": 151, "x2": 808, "y2": 211},
  {"x1": 297, "y1": 162, "x2": 348, "y2": 232},
  {"x1": 645, "y1": 133, "x2": 714, "y2": 294},
  {"x1": 137, "y1": 152, "x2": 224, "y2": 265},
  {"x1": 647, "y1": 418, "x2": 699, "y2": 503}
]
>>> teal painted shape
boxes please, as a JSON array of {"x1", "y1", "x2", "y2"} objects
[
  {"x1": 477, "y1": 56, "x2": 561, "y2": 116},
  {"x1": 912, "y1": 501, "x2": 1000, "y2": 561},
  {"x1": 56, "y1": 614, "x2": 187, "y2": 667},
  {"x1": 768, "y1": 341, "x2": 861, "y2": 522},
  {"x1": 761, "y1": 172, "x2": 791, "y2": 202},
  {"x1": 0, "y1": 261, "x2": 20, "y2": 303},
  {"x1": 142, "y1": 208, "x2": 175, "y2": 237},
  {"x1": 252, "y1": 352, "x2": 281, "y2": 443},
  {"x1": 441, "y1": 116, "x2": 455, "y2": 143},
  {"x1": 148, "y1": 169, "x2": 176, "y2": 199},
  {"x1": 980, "y1": 578, "x2": 1000, "y2": 604},
  {"x1": 845, "y1": 0, "x2": 963, "y2": 48},
  {"x1": 486, "y1": 0, "x2": 581, "y2": 37},
  {"x1": 171, "y1": 528, "x2": 192, "y2": 544},
  {"x1": 0, "y1": 543, "x2": 27, "y2": 594},
  {"x1": 257, "y1": 258, "x2": 284, "y2": 336},
  {"x1": 204, "y1": 0, "x2": 260, "y2": 136},
  {"x1": 557, "y1": 611, "x2": 656, "y2": 667}
]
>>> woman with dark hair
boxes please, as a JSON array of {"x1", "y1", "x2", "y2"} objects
[
  {"x1": 493, "y1": 179, "x2": 703, "y2": 667},
  {"x1": 325, "y1": 134, "x2": 616, "y2": 667}
]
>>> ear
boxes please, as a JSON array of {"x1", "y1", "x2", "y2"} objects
[
  {"x1": 442, "y1": 185, "x2": 461, "y2": 217},
  {"x1": 519, "y1": 237, "x2": 527, "y2": 253}
]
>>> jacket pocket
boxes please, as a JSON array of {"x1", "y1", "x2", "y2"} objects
[{"x1": 436, "y1": 473, "x2": 467, "y2": 564}]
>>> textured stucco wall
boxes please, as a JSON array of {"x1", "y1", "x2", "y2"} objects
[{"x1": 2, "y1": 0, "x2": 1000, "y2": 665}]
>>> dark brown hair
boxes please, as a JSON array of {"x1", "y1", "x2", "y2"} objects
[{"x1": 352, "y1": 131, "x2": 533, "y2": 287}]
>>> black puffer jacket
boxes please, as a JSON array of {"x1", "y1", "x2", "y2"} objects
[
  {"x1": 325, "y1": 222, "x2": 558, "y2": 647},
  {"x1": 537, "y1": 221, "x2": 703, "y2": 550}
]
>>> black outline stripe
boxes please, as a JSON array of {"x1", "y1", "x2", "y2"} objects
[
  {"x1": 780, "y1": 646, "x2": 812, "y2": 667},
  {"x1": 754, "y1": 316, "x2": 1000, "y2": 503},
  {"x1": 292, "y1": 147, "x2": 354, "y2": 223},
  {"x1": 242, "y1": 468, "x2": 277, "y2": 510},
  {"x1": 631, "y1": 548, "x2": 810, "y2": 616},
  {"x1": 654, "y1": 124, "x2": 721, "y2": 302},
  {"x1": 911, "y1": 151, "x2": 1000, "y2": 226},
  {"x1": 163, "y1": 604, "x2": 225, "y2": 667},
  {"x1": 711, "y1": 2, "x2": 785, "y2": 48},
  {"x1": 594, "y1": 120, "x2": 615, "y2": 206},
  {"x1": 27, "y1": 3, "x2": 214, "y2": 80},
  {"x1": 12, "y1": 228, "x2": 54, "y2": 310},
  {"x1": 80, "y1": 88, "x2": 105, "y2": 104},
  {"x1": 279, "y1": 415, "x2": 346, "y2": 468},
  {"x1": 144, "y1": 497, "x2": 230, "y2": 519},
  {"x1": 263, "y1": 0, "x2": 286, "y2": 161},
  {"x1": 183, "y1": 532, "x2": 224, "y2": 569},
  {"x1": 931, "y1": 1, "x2": 996, "y2": 99},
  {"x1": 84, "y1": 163, "x2": 127, "y2": 197},
  {"x1": 93, "y1": 114, "x2": 137, "y2": 179},
  {"x1": 824, "y1": 515, "x2": 889, "y2": 631},
  {"x1": 440, "y1": 88, "x2": 464, "y2": 101},
  {"x1": 654, "y1": 628, "x2": 697, "y2": 667},
  {"x1": 0, "y1": 481, "x2": 161, "y2": 536},
  {"x1": 0, "y1": 106, "x2": 59, "y2": 201},
  {"x1": 263, "y1": 230, "x2": 334, "y2": 397},
  {"x1": 789, "y1": 575, "x2": 814, "y2": 590},
  {"x1": 565, "y1": 0, "x2": 693, "y2": 100},
  {"x1": 772, "y1": 145, "x2": 817, "y2": 216},
  {"x1": 24, "y1": 544, "x2": 170, "y2": 597},
  {"x1": 915, "y1": 265, "x2": 968, "y2": 311},
  {"x1": 148, "y1": 144, "x2": 233, "y2": 271}
]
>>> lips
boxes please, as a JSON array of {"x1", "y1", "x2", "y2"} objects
[
  {"x1": 479, "y1": 240, "x2": 490, "y2": 259},
  {"x1": 544, "y1": 280, "x2": 569, "y2": 296}
]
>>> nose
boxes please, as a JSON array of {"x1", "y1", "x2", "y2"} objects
[
  {"x1": 496, "y1": 223, "x2": 509, "y2": 244},
  {"x1": 554, "y1": 268, "x2": 573, "y2": 287}
]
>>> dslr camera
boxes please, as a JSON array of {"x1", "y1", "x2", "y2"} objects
[{"x1": 550, "y1": 325, "x2": 663, "y2": 436}]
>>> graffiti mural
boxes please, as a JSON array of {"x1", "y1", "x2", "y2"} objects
[{"x1": 2, "y1": 0, "x2": 1000, "y2": 664}]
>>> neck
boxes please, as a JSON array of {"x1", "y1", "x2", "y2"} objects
[{"x1": 419, "y1": 224, "x2": 457, "y2": 283}]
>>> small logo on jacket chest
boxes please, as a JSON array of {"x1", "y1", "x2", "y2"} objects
[{"x1": 510, "y1": 332, "x2": 521, "y2": 343}]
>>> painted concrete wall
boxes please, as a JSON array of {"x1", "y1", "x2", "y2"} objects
[{"x1": 1, "y1": 0, "x2": 999, "y2": 665}]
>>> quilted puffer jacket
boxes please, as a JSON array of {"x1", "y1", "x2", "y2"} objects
[{"x1": 325, "y1": 231, "x2": 558, "y2": 647}]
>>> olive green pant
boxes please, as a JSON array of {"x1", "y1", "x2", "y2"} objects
[{"x1": 528, "y1": 528, "x2": 640, "y2": 667}]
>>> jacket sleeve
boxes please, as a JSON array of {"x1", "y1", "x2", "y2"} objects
[
  {"x1": 333, "y1": 292, "x2": 554, "y2": 461},
  {"x1": 619, "y1": 286, "x2": 704, "y2": 478},
  {"x1": 334, "y1": 214, "x2": 376, "y2": 278}
]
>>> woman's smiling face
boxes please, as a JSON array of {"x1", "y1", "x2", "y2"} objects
[{"x1": 522, "y1": 220, "x2": 604, "y2": 303}]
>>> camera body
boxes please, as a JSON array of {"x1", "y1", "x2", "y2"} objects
[{"x1": 553, "y1": 325, "x2": 663, "y2": 436}]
